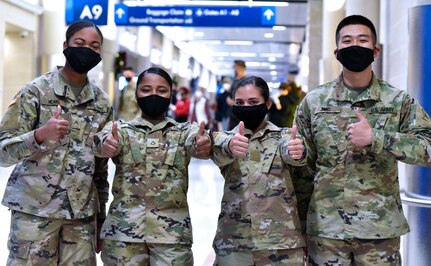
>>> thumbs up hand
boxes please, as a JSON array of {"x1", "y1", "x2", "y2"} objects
[
  {"x1": 347, "y1": 108, "x2": 372, "y2": 147},
  {"x1": 228, "y1": 121, "x2": 249, "y2": 157},
  {"x1": 195, "y1": 121, "x2": 211, "y2": 158},
  {"x1": 35, "y1": 105, "x2": 70, "y2": 144},
  {"x1": 287, "y1": 125, "x2": 304, "y2": 160},
  {"x1": 102, "y1": 121, "x2": 120, "y2": 158}
]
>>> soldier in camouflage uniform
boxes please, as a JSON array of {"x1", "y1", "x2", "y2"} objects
[
  {"x1": 211, "y1": 76, "x2": 307, "y2": 266},
  {"x1": 93, "y1": 67, "x2": 212, "y2": 266},
  {"x1": 117, "y1": 66, "x2": 139, "y2": 121},
  {"x1": 294, "y1": 15, "x2": 431, "y2": 265},
  {"x1": 0, "y1": 20, "x2": 112, "y2": 265}
]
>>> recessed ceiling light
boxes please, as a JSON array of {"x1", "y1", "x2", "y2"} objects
[
  {"x1": 272, "y1": 26, "x2": 286, "y2": 31},
  {"x1": 224, "y1": 41, "x2": 254, "y2": 45},
  {"x1": 194, "y1": 31, "x2": 204, "y2": 37}
]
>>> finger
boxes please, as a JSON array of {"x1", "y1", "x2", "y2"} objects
[
  {"x1": 355, "y1": 108, "x2": 366, "y2": 121},
  {"x1": 238, "y1": 121, "x2": 245, "y2": 136},
  {"x1": 291, "y1": 125, "x2": 297, "y2": 140},
  {"x1": 197, "y1": 121, "x2": 206, "y2": 136},
  {"x1": 112, "y1": 121, "x2": 119, "y2": 141},
  {"x1": 53, "y1": 105, "x2": 62, "y2": 119}
]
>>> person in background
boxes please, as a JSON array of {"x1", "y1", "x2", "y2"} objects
[
  {"x1": 173, "y1": 86, "x2": 191, "y2": 123},
  {"x1": 118, "y1": 66, "x2": 139, "y2": 121},
  {"x1": 294, "y1": 15, "x2": 431, "y2": 265},
  {"x1": 93, "y1": 66, "x2": 212, "y2": 266},
  {"x1": 215, "y1": 77, "x2": 232, "y2": 131},
  {"x1": 189, "y1": 86, "x2": 212, "y2": 129},
  {"x1": 269, "y1": 82, "x2": 290, "y2": 127},
  {"x1": 227, "y1": 60, "x2": 247, "y2": 130},
  {"x1": 0, "y1": 20, "x2": 112, "y2": 265},
  {"x1": 211, "y1": 75, "x2": 307, "y2": 265}
]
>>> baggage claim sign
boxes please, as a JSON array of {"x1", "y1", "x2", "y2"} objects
[{"x1": 114, "y1": 3, "x2": 277, "y2": 27}]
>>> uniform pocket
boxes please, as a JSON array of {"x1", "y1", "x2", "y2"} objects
[{"x1": 8, "y1": 235, "x2": 31, "y2": 259}]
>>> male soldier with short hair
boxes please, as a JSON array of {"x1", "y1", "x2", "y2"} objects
[{"x1": 295, "y1": 15, "x2": 431, "y2": 265}]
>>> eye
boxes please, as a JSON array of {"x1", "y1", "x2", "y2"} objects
[
  {"x1": 250, "y1": 100, "x2": 260, "y2": 105},
  {"x1": 157, "y1": 87, "x2": 169, "y2": 94},
  {"x1": 234, "y1": 100, "x2": 244, "y2": 106}
]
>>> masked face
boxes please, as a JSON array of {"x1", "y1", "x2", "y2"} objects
[
  {"x1": 232, "y1": 104, "x2": 268, "y2": 130},
  {"x1": 63, "y1": 46, "x2": 101, "y2": 74},
  {"x1": 336, "y1": 45, "x2": 374, "y2": 72},
  {"x1": 137, "y1": 95, "x2": 170, "y2": 117}
]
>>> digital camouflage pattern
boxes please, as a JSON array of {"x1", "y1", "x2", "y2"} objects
[
  {"x1": 214, "y1": 247, "x2": 305, "y2": 266},
  {"x1": 211, "y1": 122, "x2": 307, "y2": 253},
  {"x1": 93, "y1": 117, "x2": 209, "y2": 245},
  {"x1": 294, "y1": 73, "x2": 431, "y2": 239},
  {"x1": 307, "y1": 236, "x2": 401, "y2": 266},
  {"x1": 8, "y1": 210, "x2": 96, "y2": 265},
  {"x1": 118, "y1": 83, "x2": 139, "y2": 121},
  {"x1": 0, "y1": 66, "x2": 112, "y2": 220},
  {"x1": 101, "y1": 240, "x2": 193, "y2": 266}
]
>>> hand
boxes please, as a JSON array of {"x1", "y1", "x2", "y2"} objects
[
  {"x1": 195, "y1": 121, "x2": 211, "y2": 158},
  {"x1": 347, "y1": 109, "x2": 372, "y2": 147},
  {"x1": 228, "y1": 121, "x2": 249, "y2": 157},
  {"x1": 288, "y1": 125, "x2": 304, "y2": 160},
  {"x1": 102, "y1": 121, "x2": 120, "y2": 158},
  {"x1": 35, "y1": 105, "x2": 69, "y2": 144}
]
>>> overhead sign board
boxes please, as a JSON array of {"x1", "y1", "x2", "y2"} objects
[
  {"x1": 65, "y1": 0, "x2": 108, "y2": 25},
  {"x1": 114, "y1": 3, "x2": 276, "y2": 27}
]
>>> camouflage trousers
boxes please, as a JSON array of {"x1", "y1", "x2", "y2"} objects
[
  {"x1": 213, "y1": 247, "x2": 305, "y2": 266},
  {"x1": 7, "y1": 210, "x2": 96, "y2": 266},
  {"x1": 307, "y1": 236, "x2": 401, "y2": 266},
  {"x1": 101, "y1": 239, "x2": 193, "y2": 266}
]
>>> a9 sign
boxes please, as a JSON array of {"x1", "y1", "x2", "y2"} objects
[{"x1": 80, "y1": 4, "x2": 103, "y2": 20}]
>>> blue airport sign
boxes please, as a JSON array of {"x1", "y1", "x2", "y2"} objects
[
  {"x1": 65, "y1": 0, "x2": 108, "y2": 25},
  {"x1": 114, "y1": 4, "x2": 277, "y2": 27}
]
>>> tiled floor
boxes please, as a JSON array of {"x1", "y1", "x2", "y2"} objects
[{"x1": 0, "y1": 158, "x2": 224, "y2": 266}]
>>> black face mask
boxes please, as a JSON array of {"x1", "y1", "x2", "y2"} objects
[
  {"x1": 137, "y1": 95, "x2": 170, "y2": 117},
  {"x1": 337, "y1": 45, "x2": 374, "y2": 72},
  {"x1": 125, "y1": 77, "x2": 132, "y2": 82},
  {"x1": 232, "y1": 103, "x2": 268, "y2": 131},
  {"x1": 63, "y1": 46, "x2": 101, "y2": 74}
]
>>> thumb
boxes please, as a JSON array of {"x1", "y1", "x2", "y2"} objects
[
  {"x1": 291, "y1": 125, "x2": 297, "y2": 140},
  {"x1": 197, "y1": 121, "x2": 206, "y2": 136},
  {"x1": 112, "y1": 121, "x2": 119, "y2": 141},
  {"x1": 53, "y1": 105, "x2": 62, "y2": 119},
  {"x1": 355, "y1": 108, "x2": 366, "y2": 121},
  {"x1": 238, "y1": 121, "x2": 245, "y2": 136}
]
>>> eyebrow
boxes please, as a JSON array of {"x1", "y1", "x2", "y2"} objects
[{"x1": 341, "y1": 34, "x2": 371, "y2": 39}]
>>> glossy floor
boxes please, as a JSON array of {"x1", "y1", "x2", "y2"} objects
[{"x1": 0, "y1": 158, "x2": 224, "y2": 266}]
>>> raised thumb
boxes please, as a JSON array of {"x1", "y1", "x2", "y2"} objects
[
  {"x1": 197, "y1": 121, "x2": 206, "y2": 136},
  {"x1": 291, "y1": 125, "x2": 297, "y2": 140},
  {"x1": 238, "y1": 121, "x2": 245, "y2": 136},
  {"x1": 112, "y1": 121, "x2": 119, "y2": 141},
  {"x1": 355, "y1": 108, "x2": 366, "y2": 121},
  {"x1": 53, "y1": 105, "x2": 62, "y2": 119}
]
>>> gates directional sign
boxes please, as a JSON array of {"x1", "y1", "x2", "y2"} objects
[
  {"x1": 65, "y1": 0, "x2": 108, "y2": 25},
  {"x1": 114, "y1": 3, "x2": 277, "y2": 27}
]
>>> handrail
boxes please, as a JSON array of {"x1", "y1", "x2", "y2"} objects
[{"x1": 400, "y1": 190, "x2": 431, "y2": 208}]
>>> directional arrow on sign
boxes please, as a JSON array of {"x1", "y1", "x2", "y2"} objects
[
  {"x1": 263, "y1": 9, "x2": 274, "y2": 20},
  {"x1": 116, "y1": 7, "x2": 125, "y2": 19}
]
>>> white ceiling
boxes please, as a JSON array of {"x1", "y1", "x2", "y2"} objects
[{"x1": 157, "y1": 0, "x2": 308, "y2": 82}]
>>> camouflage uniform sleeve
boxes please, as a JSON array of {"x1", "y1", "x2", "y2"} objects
[
  {"x1": 93, "y1": 109, "x2": 114, "y2": 222},
  {"x1": 371, "y1": 95, "x2": 431, "y2": 165},
  {"x1": 0, "y1": 87, "x2": 41, "y2": 167},
  {"x1": 292, "y1": 99, "x2": 316, "y2": 233},
  {"x1": 210, "y1": 131, "x2": 236, "y2": 167},
  {"x1": 183, "y1": 122, "x2": 213, "y2": 159},
  {"x1": 93, "y1": 120, "x2": 123, "y2": 158}
]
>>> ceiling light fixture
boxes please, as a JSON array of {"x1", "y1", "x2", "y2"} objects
[
  {"x1": 224, "y1": 40, "x2": 254, "y2": 45},
  {"x1": 264, "y1": 33, "x2": 274, "y2": 38}
]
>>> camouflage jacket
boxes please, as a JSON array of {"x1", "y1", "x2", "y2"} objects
[
  {"x1": 93, "y1": 117, "x2": 208, "y2": 244},
  {"x1": 211, "y1": 122, "x2": 307, "y2": 251},
  {"x1": 295, "y1": 73, "x2": 431, "y2": 239},
  {"x1": 118, "y1": 84, "x2": 139, "y2": 121},
  {"x1": 0, "y1": 67, "x2": 112, "y2": 220}
]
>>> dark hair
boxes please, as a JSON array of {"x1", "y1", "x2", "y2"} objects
[
  {"x1": 66, "y1": 20, "x2": 104, "y2": 44},
  {"x1": 122, "y1": 66, "x2": 134, "y2": 72},
  {"x1": 232, "y1": 76, "x2": 270, "y2": 102},
  {"x1": 136, "y1": 66, "x2": 173, "y2": 92},
  {"x1": 234, "y1": 59, "x2": 246, "y2": 69},
  {"x1": 335, "y1": 15, "x2": 377, "y2": 46}
]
